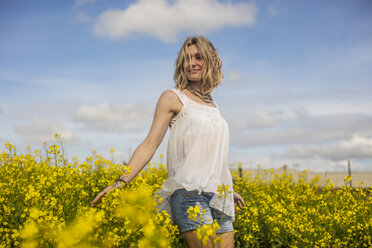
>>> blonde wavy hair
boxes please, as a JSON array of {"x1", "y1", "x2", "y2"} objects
[{"x1": 174, "y1": 36, "x2": 223, "y2": 94}]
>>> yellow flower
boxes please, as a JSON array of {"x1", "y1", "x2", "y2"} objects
[
  {"x1": 187, "y1": 205, "x2": 200, "y2": 221},
  {"x1": 1, "y1": 141, "x2": 371, "y2": 248}
]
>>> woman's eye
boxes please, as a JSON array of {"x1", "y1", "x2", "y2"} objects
[{"x1": 184, "y1": 55, "x2": 202, "y2": 63}]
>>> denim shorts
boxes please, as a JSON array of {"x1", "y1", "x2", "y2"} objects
[{"x1": 170, "y1": 188, "x2": 234, "y2": 234}]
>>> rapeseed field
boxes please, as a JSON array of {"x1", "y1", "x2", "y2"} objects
[{"x1": 1, "y1": 137, "x2": 371, "y2": 247}]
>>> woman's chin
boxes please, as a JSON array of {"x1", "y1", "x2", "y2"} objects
[{"x1": 188, "y1": 77, "x2": 202, "y2": 83}]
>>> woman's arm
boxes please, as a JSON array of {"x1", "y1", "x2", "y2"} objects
[
  {"x1": 91, "y1": 90, "x2": 182, "y2": 207},
  {"x1": 119, "y1": 90, "x2": 181, "y2": 183}
]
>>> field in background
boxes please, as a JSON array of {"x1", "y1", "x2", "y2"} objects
[
  {"x1": 236, "y1": 166, "x2": 372, "y2": 188},
  {"x1": 1, "y1": 141, "x2": 371, "y2": 247}
]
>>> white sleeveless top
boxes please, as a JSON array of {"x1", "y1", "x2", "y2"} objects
[{"x1": 155, "y1": 88, "x2": 235, "y2": 219}]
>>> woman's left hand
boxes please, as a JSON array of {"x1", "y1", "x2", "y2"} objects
[
  {"x1": 233, "y1": 191, "x2": 245, "y2": 212},
  {"x1": 91, "y1": 180, "x2": 126, "y2": 207}
]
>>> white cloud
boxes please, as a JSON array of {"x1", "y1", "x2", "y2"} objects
[
  {"x1": 226, "y1": 106, "x2": 313, "y2": 132},
  {"x1": 225, "y1": 71, "x2": 243, "y2": 84},
  {"x1": 75, "y1": 103, "x2": 153, "y2": 132},
  {"x1": 230, "y1": 112, "x2": 372, "y2": 147},
  {"x1": 93, "y1": 0, "x2": 257, "y2": 42},
  {"x1": 292, "y1": 106, "x2": 311, "y2": 119},
  {"x1": 14, "y1": 116, "x2": 80, "y2": 144},
  {"x1": 307, "y1": 102, "x2": 372, "y2": 116},
  {"x1": 229, "y1": 109, "x2": 282, "y2": 131},
  {"x1": 283, "y1": 135, "x2": 372, "y2": 161}
]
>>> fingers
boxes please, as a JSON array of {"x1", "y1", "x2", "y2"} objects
[
  {"x1": 90, "y1": 185, "x2": 117, "y2": 207},
  {"x1": 233, "y1": 192, "x2": 246, "y2": 211},
  {"x1": 91, "y1": 189, "x2": 107, "y2": 207},
  {"x1": 235, "y1": 200, "x2": 244, "y2": 212},
  {"x1": 236, "y1": 199, "x2": 243, "y2": 209},
  {"x1": 239, "y1": 197, "x2": 246, "y2": 208}
]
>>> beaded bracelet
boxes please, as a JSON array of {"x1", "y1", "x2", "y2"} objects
[{"x1": 112, "y1": 175, "x2": 128, "y2": 189}]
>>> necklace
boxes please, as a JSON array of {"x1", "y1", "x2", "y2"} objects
[{"x1": 186, "y1": 84, "x2": 213, "y2": 103}]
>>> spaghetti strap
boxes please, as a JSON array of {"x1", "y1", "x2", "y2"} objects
[{"x1": 170, "y1": 88, "x2": 187, "y2": 105}]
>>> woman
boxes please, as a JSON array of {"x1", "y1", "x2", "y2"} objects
[{"x1": 91, "y1": 36, "x2": 245, "y2": 248}]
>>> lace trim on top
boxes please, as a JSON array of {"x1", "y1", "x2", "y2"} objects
[{"x1": 169, "y1": 89, "x2": 222, "y2": 128}]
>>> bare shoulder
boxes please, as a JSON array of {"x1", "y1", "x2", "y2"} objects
[
  {"x1": 158, "y1": 89, "x2": 182, "y2": 113},
  {"x1": 160, "y1": 89, "x2": 176, "y2": 99},
  {"x1": 158, "y1": 89, "x2": 178, "y2": 102}
]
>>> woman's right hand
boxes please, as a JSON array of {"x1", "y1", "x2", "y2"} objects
[
  {"x1": 91, "y1": 90, "x2": 179, "y2": 208},
  {"x1": 91, "y1": 180, "x2": 125, "y2": 207}
]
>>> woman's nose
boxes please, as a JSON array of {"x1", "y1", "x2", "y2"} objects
[{"x1": 190, "y1": 57, "x2": 197, "y2": 66}]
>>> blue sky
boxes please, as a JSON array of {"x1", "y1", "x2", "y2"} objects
[{"x1": 1, "y1": 0, "x2": 372, "y2": 172}]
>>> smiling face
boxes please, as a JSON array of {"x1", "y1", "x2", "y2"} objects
[
  {"x1": 174, "y1": 36, "x2": 222, "y2": 94},
  {"x1": 183, "y1": 44, "x2": 205, "y2": 83}
]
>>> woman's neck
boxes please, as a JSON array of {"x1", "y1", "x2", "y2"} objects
[{"x1": 189, "y1": 81, "x2": 202, "y2": 91}]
